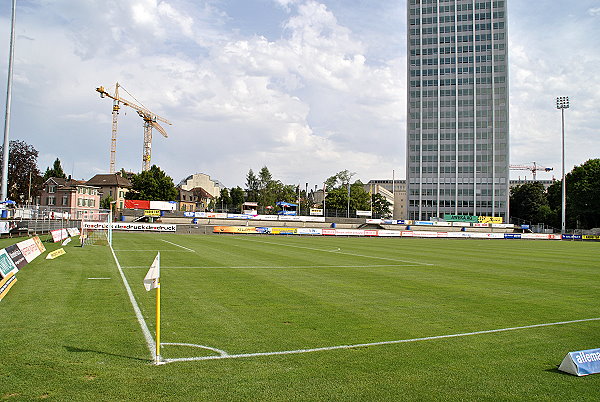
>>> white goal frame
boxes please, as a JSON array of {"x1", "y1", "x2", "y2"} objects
[{"x1": 81, "y1": 209, "x2": 113, "y2": 246}]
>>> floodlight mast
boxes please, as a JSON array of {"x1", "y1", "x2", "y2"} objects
[{"x1": 556, "y1": 96, "x2": 569, "y2": 234}]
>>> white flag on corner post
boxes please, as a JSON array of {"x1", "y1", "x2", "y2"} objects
[{"x1": 143, "y1": 252, "x2": 160, "y2": 291}]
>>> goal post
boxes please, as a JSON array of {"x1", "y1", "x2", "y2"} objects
[{"x1": 81, "y1": 209, "x2": 113, "y2": 246}]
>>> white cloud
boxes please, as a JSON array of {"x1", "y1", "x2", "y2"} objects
[
  {"x1": 589, "y1": 7, "x2": 600, "y2": 16},
  {"x1": 5, "y1": 0, "x2": 597, "y2": 191}
]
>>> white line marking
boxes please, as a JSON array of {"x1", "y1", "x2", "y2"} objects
[
  {"x1": 162, "y1": 317, "x2": 600, "y2": 364},
  {"x1": 87, "y1": 277, "x2": 111, "y2": 280},
  {"x1": 238, "y1": 237, "x2": 433, "y2": 266},
  {"x1": 162, "y1": 343, "x2": 229, "y2": 357},
  {"x1": 113, "y1": 249, "x2": 190, "y2": 252},
  {"x1": 110, "y1": 243, "x2": 156, "y2": 360},
  {"x1": 161, "y1": 239, "x2": 196, "y2": 252},
  {"x1": 121, "y1": 264, "x2": 422, "y2": 269}
]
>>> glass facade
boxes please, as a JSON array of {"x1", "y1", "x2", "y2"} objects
[{"x1": 406, "y1": 0, "x2": 509, "y2": 220}]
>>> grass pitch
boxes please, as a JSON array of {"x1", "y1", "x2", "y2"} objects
[{"x1": 1, "y1": 233, "x2": 599, "y2": 400}]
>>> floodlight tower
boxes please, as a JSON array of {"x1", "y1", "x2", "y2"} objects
[{"x1": 556, "y1": 96, "x2": 569, "y2": 233}]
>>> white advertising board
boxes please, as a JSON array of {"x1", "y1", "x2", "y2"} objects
[
  {"x1": 296, "y1": 228, "x2": 323, "y2": 235},
  {"x1": 377, "y1": 230, "x2": 402, "y2": 237},
  {"x1": 17, "y1": 238, "x2": 42, "y2": 263},
  {"x1": 149, "y1": 201, "x2": 177, "y2": 211}
]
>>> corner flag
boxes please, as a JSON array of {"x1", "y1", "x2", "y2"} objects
[
  {"x1": 143, "y1": 252, "x2": 162, "y2": 363},
  {"x1": 143, "y1": 253, "x2": 160, "y2": 291}
]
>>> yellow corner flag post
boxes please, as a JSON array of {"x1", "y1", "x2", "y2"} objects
[{"x1": 144, "y1": 252, "x2": 161, "y2": 364}]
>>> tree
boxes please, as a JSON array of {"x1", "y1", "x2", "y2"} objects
[
  {"x1": 565, "y1": 159, "x2": 600, "y2": 229},
  {"x1": 372, "y1": 193, "x2": 393, "y2": 218},
  {"x1": 216, "y1": 188, "x2": 231, "y2": 211},
  {"x1": 509, "y1": 181, "x2": 549, "y2": 224},
  {"x1": 125, "y1": 165, "x2": 177, "y2": 201},
  {"x1": 230, "y1": 186, "x2": 245, "y2": 212},
  {"x1": 245, "y1": 169, "x2": 259, "y2": 202},
  {"x1": 0, "y1": 140, "x2": 43, "y2": 202},
  {"x1": 325, "y1": 169, "x2": 356, "y2": 190},
  {"x1": 349, "y1": 180, "x2": 370, "y2": 211},
  {"x1": 323, "y1": 186, "x2": 348, "y2": 211},
  {"x1": 100, "y1": 195, "x2": 114, "y2": 210},
  {"x1": 43, "y1": 158, "x2": 67, "y2": 181}
]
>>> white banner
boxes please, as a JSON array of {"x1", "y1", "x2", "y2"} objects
[
  {"x1": 366, "y1": 219, "x2": 382, "y2": 224},
  {"x1": 296, "y1": 228, "x2": 323, "y2": 235},
  {"x1": 67, "y1": 227, "x2": 80, "y2": 236},
  {"x1": 334, "y1": 229, "x2": 366, "y2": 236},
  {"x1": 50, "y1": 229, "x2": 69, "y2": 242},
  {"x1": 17, "y1": 238, "x2": 42, "y2": 263},
  {"x1": 83, "y1": 222, "x2": 176, "y2": 232},
  {"x1": 253, "y1": 215, "x2": 278, "y2": 221},
  {"x1": 149, "y1": 201, "x2": 177, "y2": 211},
  {"x1": 377, "y1": 230, "x2": 402, "y2": 237}
]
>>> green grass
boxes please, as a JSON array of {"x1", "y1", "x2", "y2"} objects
[{"x1": 1, "y1": 233, "x2": 599, "y2": 400}]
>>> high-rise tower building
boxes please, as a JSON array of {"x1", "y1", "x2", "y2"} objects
[{"x1": 406, "y1": 0, "x2": 509, "y2": 221}]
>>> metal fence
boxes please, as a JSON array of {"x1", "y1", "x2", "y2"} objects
[{"x1": 1, "y1": 206, "x2": 109, "y2": 237}]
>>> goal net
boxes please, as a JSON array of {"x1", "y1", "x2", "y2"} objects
[{"x1": 81, "y1": 210, "x2": 113, "y2": 246}]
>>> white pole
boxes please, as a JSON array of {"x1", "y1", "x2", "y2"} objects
[
  {"x1": 1, "y1": 0, "x2": 17, "y2": 201},
  {"x1": 561, "y1": 107, "x2": 566, "y2": 233}
]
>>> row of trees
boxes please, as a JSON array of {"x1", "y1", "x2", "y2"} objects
[
  {"x1": 510, "y1": 159, "x2": 600, "y2": 230},
  {"x1": 210, "y1": 167, "x2": 392, "y2": 217}
]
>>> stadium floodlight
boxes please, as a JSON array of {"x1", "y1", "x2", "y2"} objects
[{"x1": 556, "y1": 96, "x2": 569, "y2": 234}]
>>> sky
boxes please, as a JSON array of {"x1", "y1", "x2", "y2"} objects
[{"x1": 0, "y1": 0, "x2": 599, "y2": 189}]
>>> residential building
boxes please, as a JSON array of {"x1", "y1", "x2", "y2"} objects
[
  {"x1": 86, "y1": 173, "x2": 132, "y2": 210},
  {"x1": 40, "y1": 177, "x2": 101, "y2": 219},
  {"x1": 406, "y1": 0, "x2": 509, "y2": 221},
  {"x1": 178, "y1": 189, "x2": 197, "y2": 212},
  {"x1": 190, "y1": 187, "x2": 214, "y2": 211}
]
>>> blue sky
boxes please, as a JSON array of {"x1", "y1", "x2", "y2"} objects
[{"x1": 0, "y1": 0, "x2": 599, "y2": 189}]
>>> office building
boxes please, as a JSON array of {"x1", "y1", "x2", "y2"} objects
[{"x1": 406, "y1": 0, "x2": 509, "y2": 220}]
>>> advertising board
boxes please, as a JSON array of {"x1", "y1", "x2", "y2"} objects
[
  {"x1": 50, "y1": 229, "x2": 69, "y2": 242},
  {"x1": 124, "y1": 199, "x2": 150, "y2": 209},
  {"x1": 444, "y1": 214, "x2": 478, "y2": 223},
  {"x1": 297, "y1": 228, "x2": 323, "y2": 235},
  {"x1": 0, "y1": 272, "x2": 16, "y2": 300},
  {"x1": 252, "y1": 215, "x2": 278, "y2": 221},
  {"x1": 149, "y1": 201, "x2": 177, "y2": 211},
  {"x1": 66, "y1": 227, "x2": 80, "y2": 236},
  {"x1": 32, "y1": 236, "x2": 46, "y2": 253},
  {"x1": 270, "y1": 227, "x2": 298, "y2": 235},
  {"x1": 5, "y1": 244, "x2": 26, "y2": 270},
  {"x1": 377, "y1": 230, "x2": 401, "y2": 237},
  {"x1": 478, "y1": 216, "x2": 503, "y2": 224},
  {"x1": 17, "y1": 238, "x2": 43, "y2": 263},
  {"x1": 213, "y1": 226, "x2": 258, "y2": 234},
  {"x1": 144, "y1": 209, "x2": 161, "y2": 217},
  {"x1": 0, "y1": 249, "x2": 18, "y2": 278}
]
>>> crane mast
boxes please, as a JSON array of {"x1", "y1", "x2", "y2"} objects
[{"x1": 96, "y1": 83, "x2": 171, "y2": 172}]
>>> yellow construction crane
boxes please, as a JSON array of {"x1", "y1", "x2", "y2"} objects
[{"x1": 96, "y1": 83, "x2": 172, "y2": 172}]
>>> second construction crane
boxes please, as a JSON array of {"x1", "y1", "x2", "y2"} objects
[
  {"x1": 510, "y1": 162, "x2": 553, "y2": 181},
  {"x1": 96, "y1": 83, "x2": 172, "y2": 172}
]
